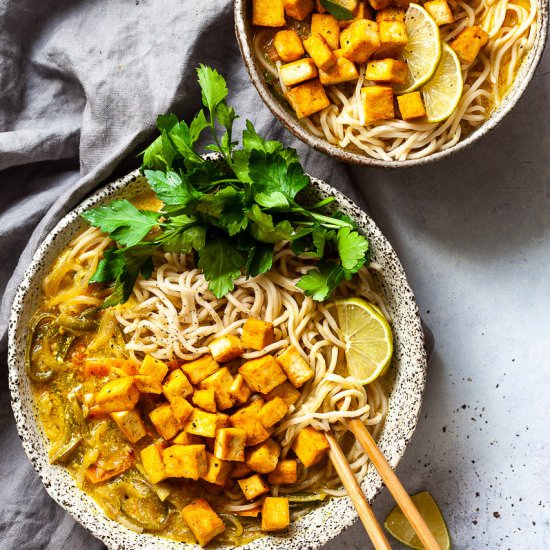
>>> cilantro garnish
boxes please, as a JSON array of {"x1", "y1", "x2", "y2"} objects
[
  {"x1": 320, "y1": 0, "x2": 355, "y2": 20},
  {"x1": 82, "y1": 65, "x2": 370, "y2": 305}
]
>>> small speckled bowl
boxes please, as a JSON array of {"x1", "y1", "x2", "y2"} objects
[
  {"x1": 234, "y1": 0, "x2": 548, "y2": 168},
  {"x1": 8, "y1": 170, "x2": 427, "y2": 549}
]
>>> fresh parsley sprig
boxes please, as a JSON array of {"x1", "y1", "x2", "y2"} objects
[{"x1": 82, "y1": 65, "x2": 370, "y2": 306}]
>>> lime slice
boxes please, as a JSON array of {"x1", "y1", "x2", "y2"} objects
[
  {"x1": 422, "y1": 42, "x2": 464, "y2": 123},
  {"x1": 384, "y1": 491, "x2": 451, "y2": 550},
  {"x1": 334, "y1": 297, "x2": 393, "y2": 385},
  {"x1": 395, "y1": 4, "x2": 441, "y2": 94}
]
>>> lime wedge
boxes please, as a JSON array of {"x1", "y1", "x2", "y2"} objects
[
  {"x1": 395, "y1": 4, "x2": 441, "y2": 94},
  {"x1": 384, "y1": 491, "x2": 451, "y2": 550},
  {"x1": 334, "y1": 298, "x2": 393, "y2": 385},
  {"x1": 422, "y1": 42, "x2": 464, "y2": 123}
]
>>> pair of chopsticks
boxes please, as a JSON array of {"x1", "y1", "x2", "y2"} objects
[{"x1": 326, "y1": 415, "x2": 440, "y2": 549}]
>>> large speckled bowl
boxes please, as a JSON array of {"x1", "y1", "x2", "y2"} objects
[
  {"x1": 8, "y1": 170, "x2": 427, "y2": 549},
  {"x1": 234, "y1": 0, "x2": 548, "y2": 168}
]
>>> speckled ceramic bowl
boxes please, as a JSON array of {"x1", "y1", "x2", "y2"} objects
[
  {"x1": 8, "y1": 169, "x2": 427, "y2": 549},
  {"x1": 234, "y1": 0, "x2": 548, "y2": 168}
]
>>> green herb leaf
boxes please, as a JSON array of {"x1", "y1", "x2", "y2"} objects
[
  {"x1": 247, "y1": 205, "x2": 295, "y2": 243},
  {"x1": 245, "y1": 242, "x2": 274, "y2": 277},
  {"x1": 242, "y1": 120, "x2": 283, "y2": 154},
  {"x1": 197, "y1": 65, "x2": 229, "y2": 115},
  {"x1": 189, "y1": 110, "x2": 209, "y2": 144},
  {"x1": 297, "y1": 262, "x2": 345, "y2": 301},
  {"x1": 144, "y1": 169, "x2": 202, "y2": 207},
  {"x1": 336, "y1": 226, "x2": 369, "y2": 272},
  {"x1": 320, "y1": 0, "x2": 354, "y2": 20},
  {"x1": 160, "y1": 216, "x2": 206, "y2": 253},
  {"x1": 198, "y1": 239, "x2": 245, "y2": 297}
]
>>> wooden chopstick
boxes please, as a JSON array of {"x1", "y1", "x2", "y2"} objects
[
  {"x1": 342, "y1": 416, "x2": 441, "y2": 550},
  {"x1": 325, "y1": 431, "x2": 391, "y2": 550}
]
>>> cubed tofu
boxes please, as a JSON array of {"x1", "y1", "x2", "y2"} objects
[
  {"x1": 230, "y1": 400, "x2": 273, "y2": 446},
  {"x1": 163, "y1": 444, "x2": 207, "y2": 479},
  {"x1": 366, "y1": 58, "x2": 407, "y2": 84},
  {"x1": 241, "y1": 318, "x2": 275, "y2": 351},
  {"x1": 246, "y1": 438, "x2": 281, "y2": 474},
  {"x1": 291, "y1": 426, "x2": 329, "y2": 467},
  {"x1": 397, "y1": 91, "x2": 426, "y2": 120},
  {"x1": 182, "y1": 498, "x2": 225, "y2": 547},
  {"x1": 304, "y1": 34, "x2": 337, "y2": 71},
  {"x1": 261, "y1": 497, "x2": 290, "y2": 531},
  {"x1": 111, "y1": 410, "x2": 147, "y2": 443},
  {"x1": 184, "y1": 408, "x2": 219, "y2": 438},
  {"x1": 311, "y1": 13, "x2": 340, "y2": 50},
  {"x1": 208, "y1": 334, "x2": 242, "y2": 362},
  {"x1": 214, "y1": 427, "x2": 248, "y2": 461},
  {"x1": 276, "y1": 346, "x2": 314, "y2": 388},
  {"x1": 366, "y1": 0, "x2": 392, "y2": 9},
  {"x1": 339, "y1": 2, "x2": 374, "y2": 29},
  {"x1": 319, "y1": 56, "x2": 359, "y2": 85},
  {"x1": 375, "y1": 7, "x2": 405, "y2": 22},
  {"x1": 285, "y1": 79, "x2": 330, "y2": 119},
  {"x1": 361, "y1": 85, "x2": 395, "y2": 124},
  {"x1": 451, "y1": 26, "x2": 489, "y2": 64},
  {"x1": 394, "y1": 0, "x2": 411, "y2": 7},
  {"x1": 229, "y1": 374, "x2": 252, "y2": 405},
  {"x1": 238, "y1": 474, "x2": 270, "y2": 500},
  {"x1": 139, "y1": 354, "x2": 169, "y2": 381},
  {"x1": 264, "y1": 381, "x2": 301, "y2": 406},
  {"x1": 140, "y1": 442, "x2": 167, "y2": 484},
  {"x1": 150, "y1": 403, "x2": 183, "y2": 440},
  {"x1": 170, "y1": 395, "x2": 194, "y2": 423},
  {"x1": 373, "y1": 20, "x2": 408, "y2": 59},
  {"x1": 198, "y1": 367, "x2": 235, "y2": 410},
  {"x1": 424, "y1": 0, "x2": 454, "y2": 26},
  {"x1": 283, "y1": 0, "x2": 314, "y2": 20},
  {"x1": 230, "y1": 462, "x2": 253, "y2": 479},
  {"x1": 258, "y1": 396, "x2": 289, "y2": 427},
  {"x1": 253, "y1": 0, "x2": 285, "y2": 27},
  {"x1": 340, "y1": 19, "x2": 380, "y2": 63},
  {"x1": 163, "y1": 369, "x2": 193, "y2": 401},
  {"x1": 192, "y1": 389, "x2": 217, "y2": 413},
  {"x1": 267, "y1": 459, "x2": 298, "y2": 484},
  {"x1": 134, "y1": 375, "x2": 163, "y2": 394},
  {"x1": 239, "y1": 355, "x2": 287, "y2": 394},
  {"x1": 172, "y1": 431, "x2": 204, "y2": 445},
  {"x1": 201, "y1": 451, "x2": 233, "y2": 486},
  {"x1": 216, "y1": 413, "x2": 231, "y2": 430},
  {"x1": 181, "y1": 355, "x2": 219, "y2": 385},
  {"x1": 273, "y1": 30, "x2": 304, "y2": 62},
  {"x1": 280, "y1": 58, "x2": 318, "y2": 87},
  {"x1": 315, "y1": 0, "x2": 327, "y2": 11},
  {"x1": 333, "y1": 0, "x2": 358, "y2": 10},
  {"x1": 95, "y1": 377, "x2": 139, "y2": 413}
]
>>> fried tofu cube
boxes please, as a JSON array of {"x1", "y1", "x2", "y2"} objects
[
  {"x1": 339, "y1": 2, "x2": 375, "y2": 29},
  {"x1": 259, "y1": 396, "x2": 289, "y2": 427},
  {"x1": 182, "y1": 498, "x2": 225, "y2": 547},
  {"x1": 216, "y1": 413, "x2": 231, "y2": 430},
  {"x1": 292, "y1": 426, "x2": 329, "y2": 467},
  {"x1": 163, "y1": 369, "x2": 193, "y2": 401},
  {"x1": 238, "y1": 474, "x2": 270, "y2": 500},
  {"x1": 192, "y1": 389, "x2": 217, "y2": 413},
  {"x1": 424, "y1": 0, "x2": 454, "y2": 26},
  {"x1": 172, "y1": 431, "x2": 204, "y2": 445},
  {"x1": 229, "y1": 374, "x2": 252, "y2": 405},
  {"x1": 253, "y1": 0, "x2": 285, "y2": 27},
  {"x1": 239, "y1": 355, "x2": 287, "y2": 394},
  {"x1": 181, "y1": 355, "x2": 219, "y2": 385},
  {"x1": 376, "y1": 7, "x2": 405, "y2": 22},
  {"x1": 184, "y1": 408, "x2": 219, "y2": 438},
  {"x1": 451, "y1": 26, "x2": 489, "y2": 64},
  {"x1": 201, "y1": 451, "x2": 233, "y2": 486},
  {"x1": 333, "y1": 0, "x2": 358, "y2": 10},
  {"x1": 304, "y1": 34, "x2": 337, "y2": 71},
  {"x1": 208, "y1": 334, "x2": 242, "y2": 363},
  {"x1": 139, "y1": 354, "x2": 169, "y2": 381},
  {"x1": 273, "y1": 30, "x2": 304, "y2": 62},
  {"x1": 246, "y1": 438, "x2": 281, "y2": 474},
  {"x1": 95, "y1": 377, "x2": 139, "y2": 413},
  {"x1": 170, "y1": 395, "x2": 194, "y2": 423},
  {"x1": 276, "y1": 346, "x2": 314, "y2": 388},
  {"x1": 150, "y1": 403, "x2": 183, "y2": 440},
  {"x1": 311, "y1": 13, "x2": 340, "y2": 50},
  {"x1": 280, "y1": 58, "x2": 318, "y2": 87},
  {"x1": 267, "y1": 459, "x2": 298, "y2": 484},
  {"x1": 373, "y1": 20, "x2": 408, "y2": 58},
  {"x1": 366, "y1": 58, "x2": 407, "y2": 84},
  {"x1": 394, "y1": 0, "x2": 411, "y2": 7},
  {"x1": 134, "y1": 375, "x2": 163, "y2": 394},
  {"x1": 140, "y1": 442, "x2": 167, "y2": 484},
  {"x1": 199, "y1": 367, "x2": 235, "y2": 410},
  {"x1": 214, "y1": 427, "x2": 247, "y2": 461},
  {"x1": 111, "y1": 410, "x2": 147, "y2": 443},
  {"x1": 340, "y1": 19, "x2": 380, "y2": 63},
  {"x1": 261, "y1": 497, "x2": 290, "y2": 531},
  {"x1": 361, "y1": 85, "x2": 395, "y2": 124},
  {"x1": 230, "y1": 462, "x2": 253, "y2": 479},
  {"x1": 397, "y1": 91, "x2": 426, "y2": 120},
  {"x1": 163, "y1": 444, "x2": 207, "y2": 479},
  {"x1": 264, "y1": 381, "x2": 301, "y2": 406},
  {"x1": 319, "y1": 56, "x2": 359, "y2": 85},
  {"x1": 230, "y1": 400, "x2": 273, "y2": 446},
  {"x1": 283, "y1": 0, "x2": 314, "y2": 20},
  {"x1": 366, "y1": 0, "x2": 392, "y2": 9},
  {"x1": 285, "y1": 79, "x2": 330, "y2": 119},
  {"x1": 241, "y1": 318, "x2": 275, "y2": 351}
]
